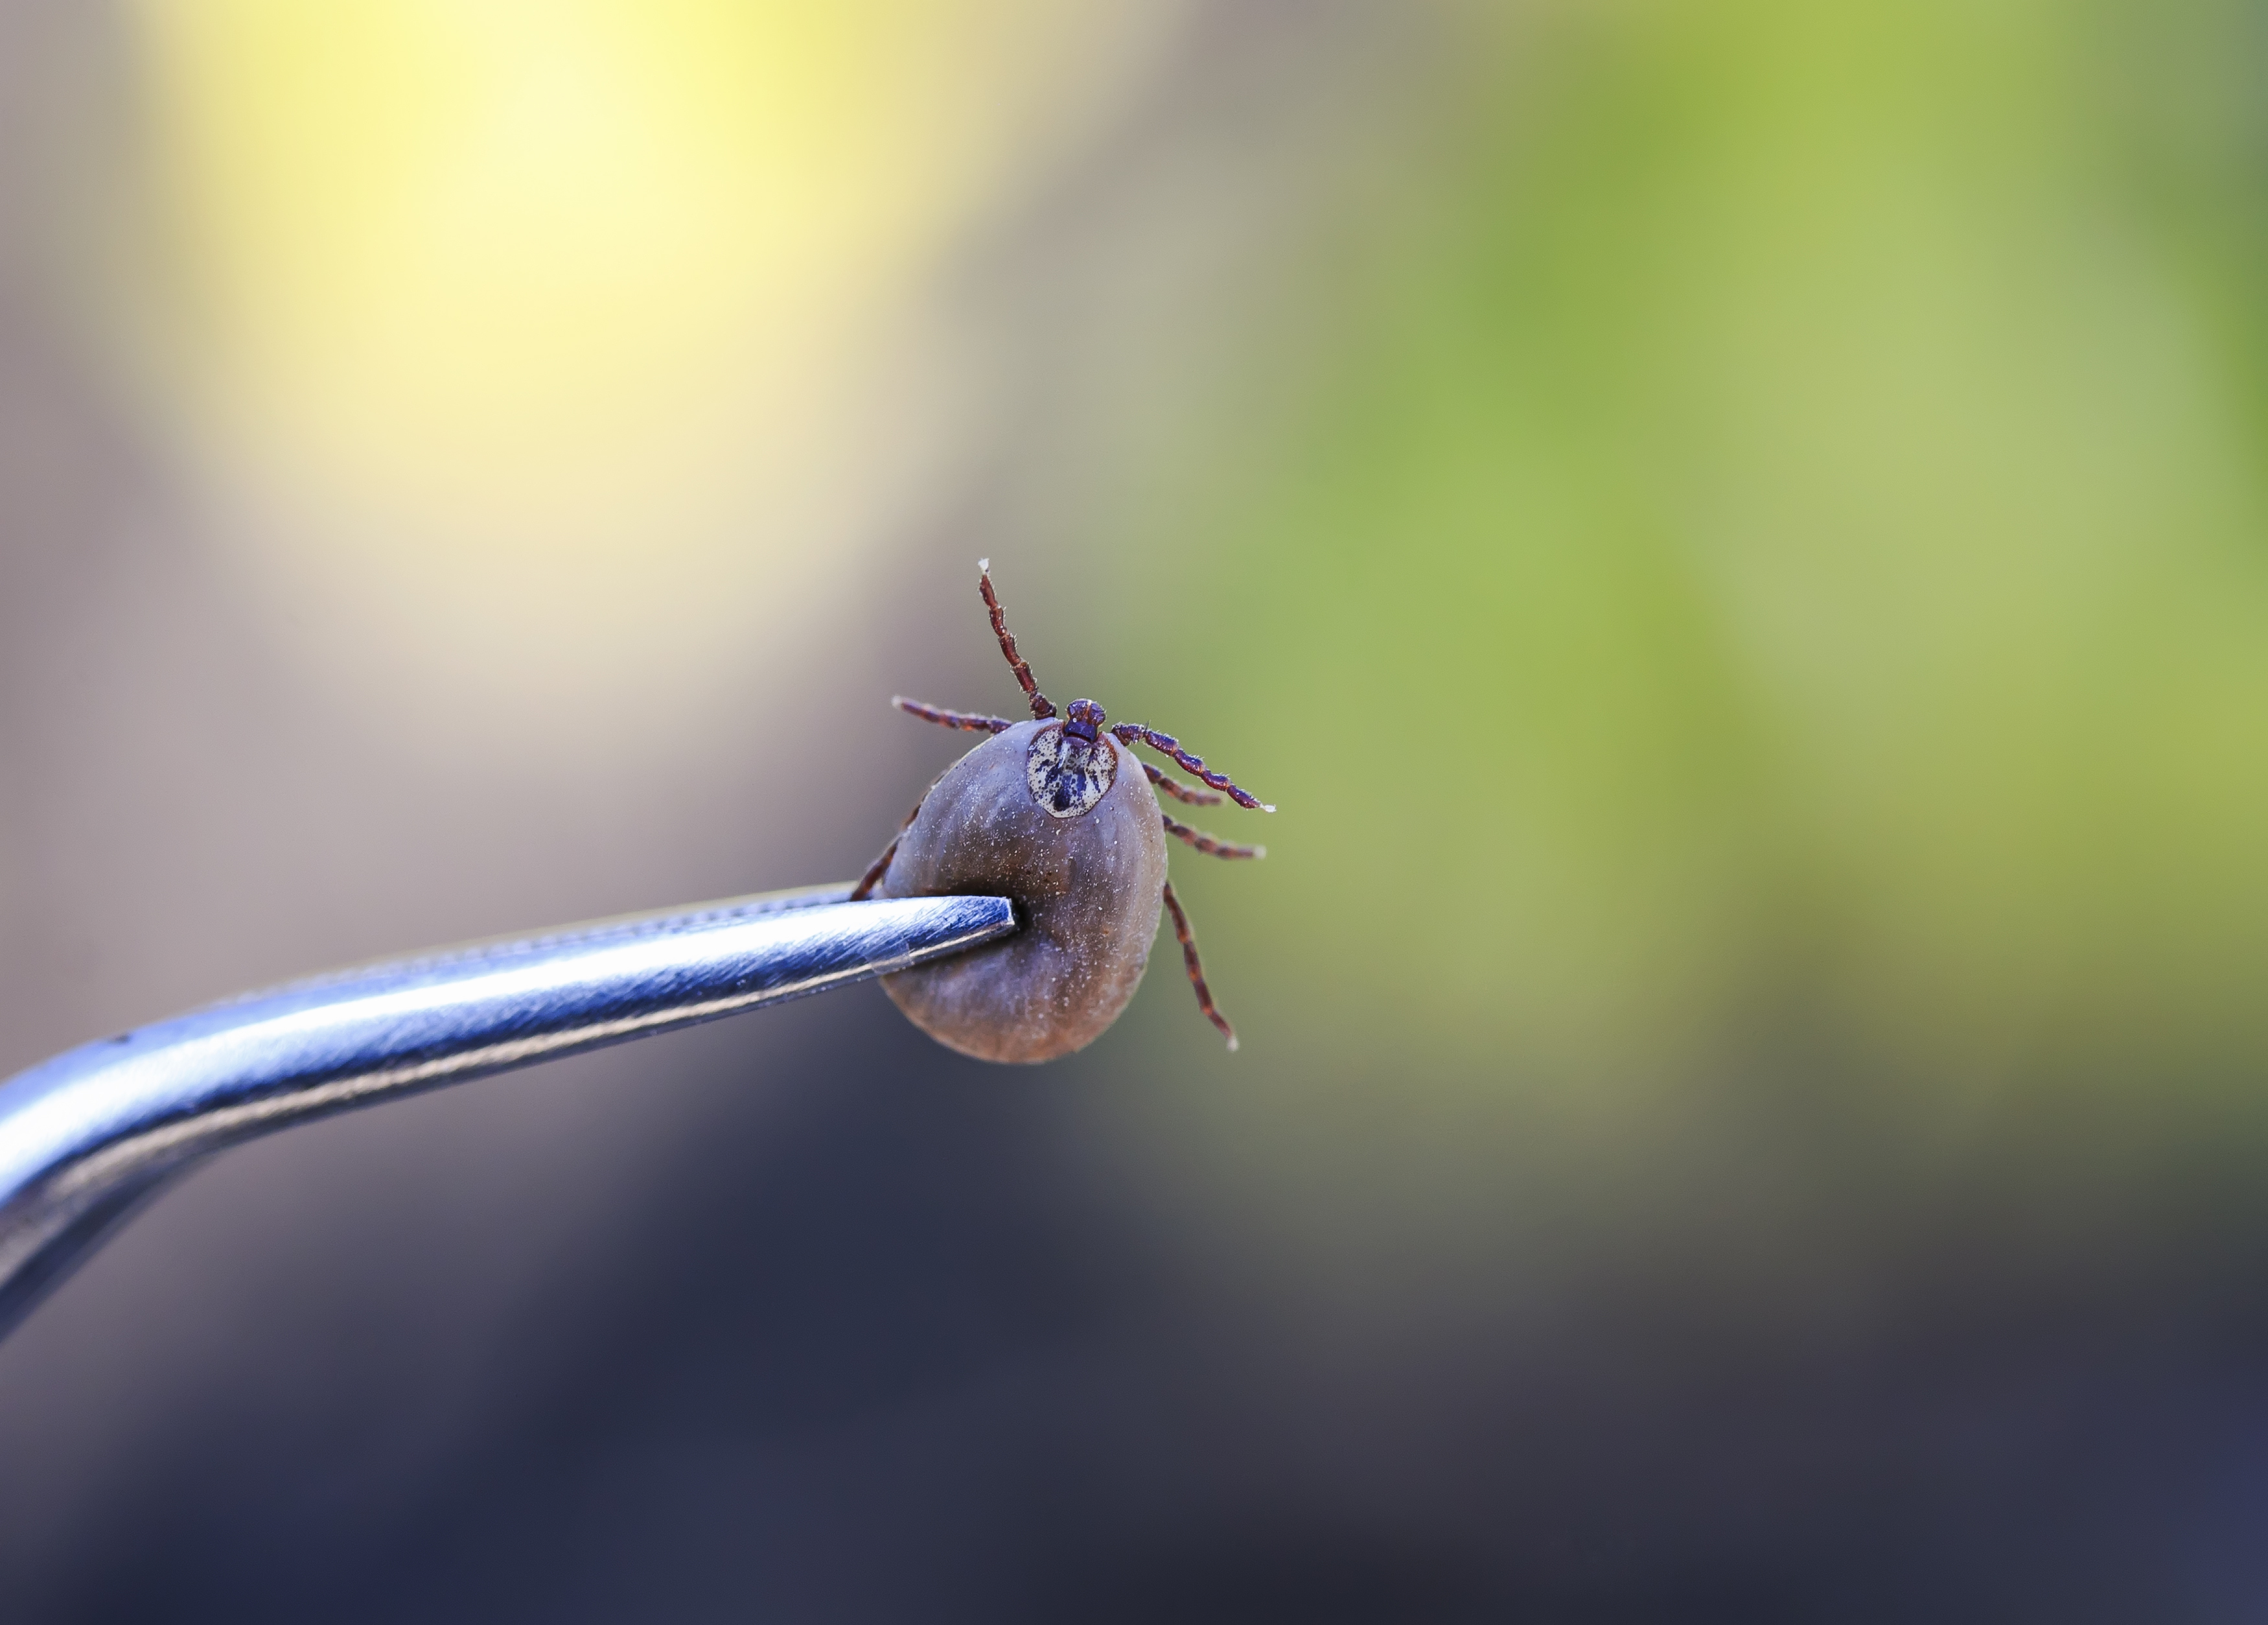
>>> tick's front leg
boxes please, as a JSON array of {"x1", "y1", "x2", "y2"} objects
[
  {"x1": 1113, "y1": 723, "x2": 1273, "y2": 812},
  {"x1": 977, "y1": 560, "x2": 1056, "y2": 720},
  {"x1": 894, "y1": 697, "x2": 1016, "y2": 732}
]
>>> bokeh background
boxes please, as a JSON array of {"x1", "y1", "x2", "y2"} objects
[{"x1": 3, "y1": 0, "x2": 2268, "y2": 1617}]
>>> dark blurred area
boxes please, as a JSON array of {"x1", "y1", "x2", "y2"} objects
[{"x1": 8, "y1": 0, "x2": 2268, "y2": 1619}]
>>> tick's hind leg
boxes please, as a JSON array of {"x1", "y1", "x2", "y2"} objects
[
  {"x1": 977, "y1": 560, "x2": 1056, "y2": 720},
  {"x1": 850, "y1": 796, "x2": 927, "y2": 900},
  {"x1": 1162, "y1": 813, "x2": 1264, "y2": 860},
  {"x1": 1161, "y1": 880, "x2": 1236, "y2": 1050},
  {"x1": 1142, "y1": 761, "x2": 1223, "y2": 806},
  {"x1": 894, "y1": 697, "x2": 1015, "y2": 732}
]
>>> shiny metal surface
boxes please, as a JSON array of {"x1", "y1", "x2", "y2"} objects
[{"x1": 0, "y1": 886, "x2": 1016, "y2": 1337}]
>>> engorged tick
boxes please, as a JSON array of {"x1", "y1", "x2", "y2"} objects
[{"x1": 851, "y1": 560, "x2": 1273, "y2": 1062}]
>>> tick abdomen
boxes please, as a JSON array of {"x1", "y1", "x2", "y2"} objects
[{"x1": 878, "y1": 720, "x2": 1167, "y2": 1063}]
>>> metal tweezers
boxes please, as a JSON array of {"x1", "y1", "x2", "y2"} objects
[{"x1": 0, "y1": 887, "x2": 1015, "y2": 1339}]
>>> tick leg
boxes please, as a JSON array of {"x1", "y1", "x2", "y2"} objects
[
  {"x1": 894, "y1": 697, "x2": 1015, "y2": 732},
  {"x1": 1142, "y1": 761, "x2": 1224, "y2": 806},
  {"x1": 977, "y1": 559, "x2": 1056, "y2": 720},
  {"x1": 1114, "y1": 723, "x2": 1275, "y2": 812},
  {"x1": 1162, "y1": 880, "x2": 1236, "y2": 1050},
  {"x1": 1162, "y1": 812, "x2": 1264, "y2": 860},
  {"x1": 849, "y1": 797, "x2": 927, "y2": 901}
]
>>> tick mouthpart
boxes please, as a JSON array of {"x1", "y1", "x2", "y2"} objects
[{"x1": 1063, "y1": 698, "x2": 1106, "y2": 743}]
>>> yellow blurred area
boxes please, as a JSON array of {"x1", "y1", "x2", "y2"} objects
[{"x1": 123, "y1": 0, "x2": 1171, "y2": 717}]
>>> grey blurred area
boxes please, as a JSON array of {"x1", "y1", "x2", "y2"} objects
[{"x1": 6, "y1": 3, "x2": 2268, "y2": 1623}]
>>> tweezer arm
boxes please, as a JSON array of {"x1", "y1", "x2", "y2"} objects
[{"x1": 0, "y1": 886, "x2": 1015, "y2": 1337}]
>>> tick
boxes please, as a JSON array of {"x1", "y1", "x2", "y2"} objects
[{"x1": 851, "y1": 561, "x2": 1273, "y2": 1063}]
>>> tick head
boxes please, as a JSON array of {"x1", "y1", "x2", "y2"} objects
[{"x1": 1063, "y1": 698, "x2": 1107, "y2": 743}]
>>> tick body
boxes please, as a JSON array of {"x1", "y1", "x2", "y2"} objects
[
  {"x1": 856, "y1": 563, "x2": 1272, "y2": 1061},
  {"x1": 877, "y1": 721, "x2": 1164, "y2": 1062}
]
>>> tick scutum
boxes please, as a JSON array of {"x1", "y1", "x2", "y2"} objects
[{"x1": 1026, "y1": 715, "x2": 1116, "y2": 820}]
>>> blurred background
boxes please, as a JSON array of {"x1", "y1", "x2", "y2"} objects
[{"x1": 3, "y1": 0, "x2": 2267, "y2": 1617}]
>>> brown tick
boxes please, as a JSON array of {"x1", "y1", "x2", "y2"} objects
[{"x1": 851, "y1": 561, "x2": 1273, "y2": 1062}]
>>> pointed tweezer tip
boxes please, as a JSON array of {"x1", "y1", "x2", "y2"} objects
[{"x1": 0, "y1": 887, "x2": 1023, "y2": 1338}]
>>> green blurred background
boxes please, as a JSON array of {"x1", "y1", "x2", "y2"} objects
[{"x1": 3, "y1": 0, "x2": 2267, "y2": 1616}]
